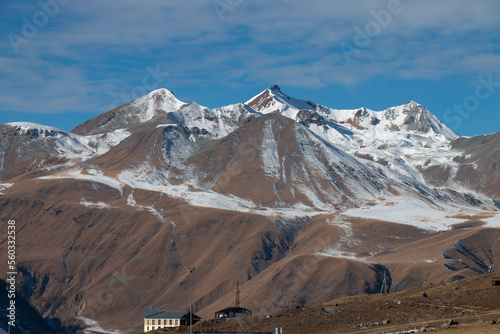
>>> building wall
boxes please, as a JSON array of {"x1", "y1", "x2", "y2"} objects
[
  {"x1": 216, "y1": 310, "x2": 252, "y2": 319},
  {"x1": 235, "y1": 311, "x2": 251, "y2": 317},
  {"x1": 144, "y1": 318, "x2": 180, "y2": 332}
]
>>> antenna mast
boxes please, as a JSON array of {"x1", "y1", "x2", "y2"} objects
[{"x1": 236, "y1": 280, "x2": 240, "y2": 308}]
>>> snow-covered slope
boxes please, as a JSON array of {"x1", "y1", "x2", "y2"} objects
[
  {"x1": 2, "y1": 122, "x2": 141, "y2": 158},
  {"x1": 0, "y1": 122, "x2": 93, "y2": 167},
  {"x1": 165, "y1": 102, "x2": 259, "y2": 138},
  {"x1": 246, "y1": 85, "x2": 315, "y2": 118},
  {"x1": 72, "y1": 88, "x2": 186, "y2": 136},
  {"x1": 246, "y1": 86, "x2": 462, "y2": 191},
  {"x1": 1, "y1": 86, "x2": 498, "y2": 220},
  {"x1": 246, "y1": 85, "x2": 458, "y2": 141}
]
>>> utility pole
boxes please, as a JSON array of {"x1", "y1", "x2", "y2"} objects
[
  {"x1": 188, "y1": 267, "x2": 195, "y2": 334},
  {"x1": 236, "y1": 280, "x2": 240, "y2": 308}
]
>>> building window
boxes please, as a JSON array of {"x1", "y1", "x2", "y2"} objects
[
  {"x1": 163, "y1": 319, "x2": 167, "y2": 325},
  {"x1": 175, "y1": 319, "x2": 179, "y2": 326},
  {"x1": 168, "y1": 319, "x2": 172, "y2": 326}
]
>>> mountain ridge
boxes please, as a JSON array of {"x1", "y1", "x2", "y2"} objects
[{"x1": 0, "y1": 86, "x2": 499, "y2": 333}]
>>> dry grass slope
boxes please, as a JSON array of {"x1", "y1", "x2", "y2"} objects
[{"x1": 165, "y1": 272, "x2": 500, "y2": 334}]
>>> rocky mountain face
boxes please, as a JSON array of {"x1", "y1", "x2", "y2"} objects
[
  {"x1": 0, "y1": 86, "x2": 499, "y2": 333},
  {"x1": 0, "y1": 279, "x2": 80, "y2": 334}
]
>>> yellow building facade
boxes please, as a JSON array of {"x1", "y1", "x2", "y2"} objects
[{"x1": 143, "y1": 308, "x2": 201, "y2": 333}]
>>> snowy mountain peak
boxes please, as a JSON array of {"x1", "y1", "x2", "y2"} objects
[
  {"x1": 148, "y1": 88, "x2": 183, "y2": 107},
  {"x1": 72, "y1": 88, "x2": 186, "y2": 136},
  {"x1": 405, "y1": 100, "x2": 419, "y2": 108},
  {"x1": 246, "y1": 85, "x2": 314, "y2": 118},
  {"x1": 149, "y1": 87, "x2": 177, "y2": 97},
  {"x1": 246, "y1": 87, "x2": 457, "y2": 141},
  {"x1": 380, "y1": 101, "x2": 458, "y2": 140},
  {"x1": 269, "y1": 84, "x2": 282, "y2": 93},
  {"x1": 165, "y1": 101, "x2": 260, "y2": 138},
  {"x1": 130, "y1": 88, "x2": 185, "y2": 121}
]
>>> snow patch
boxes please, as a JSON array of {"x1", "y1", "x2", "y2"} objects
[
  {"x1": 78, "y1": 317, "x2": 123, "y2": 334},
  {"x1": 343, "y1": 198, "x2": 468, "y2": 231},
  {"x1": 316, "y1": 249, "x2": 367, "y2": 261},
  {"x1": 80, "y1": 198, "x2": 110, "y2": 209},
  {"x1": 261, "y1": 119, "x2": 280, "y2": 177},
  {"x1": 118, "y1": 166, "x2": 332, "y2": 219},
  {"x1": 483, "y1": 213, "x2": 500, "y2": 228},
  {"x1": 126, "y1": 190, "x2": 166, "y2": 222},
  {"x1": 40, "y1": 168, "x2": 124, "y2": 196},
  {"x1": 84, "y1": 129, "x2": 131, "y2": 156},
  {"x1": 0, "y1": 183, "x2": 14, "y2": 195},
  {"x1": 126, "y1": 192, "x2": 136, "y2": 206},
  {"x1": 5, "y1": 122, "x2": 64, "y2": 132},
  {"x1": 316, "y1": 219, "x2": 367, "y2": 261}
]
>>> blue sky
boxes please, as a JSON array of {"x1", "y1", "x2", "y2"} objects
[{"x1": 1, "y1": 0, "x2": 499, "y2": 136}]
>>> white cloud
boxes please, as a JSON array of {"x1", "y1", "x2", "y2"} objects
[{"x1": 0, "y1": 0, "x2": 498, "y2": 116}]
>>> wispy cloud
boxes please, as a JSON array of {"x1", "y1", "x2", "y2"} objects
[{"x1": 0, "y1": 0, "x2": 499, "y2": 119}]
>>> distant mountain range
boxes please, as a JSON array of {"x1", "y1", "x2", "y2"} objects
[{"x1": 0, "y1": 86, "x2": 499, "y2": 333}]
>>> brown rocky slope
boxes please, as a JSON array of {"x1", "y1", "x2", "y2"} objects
[{"x1": 169, "y1": 272, "x2": 500, "y2": 334}]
